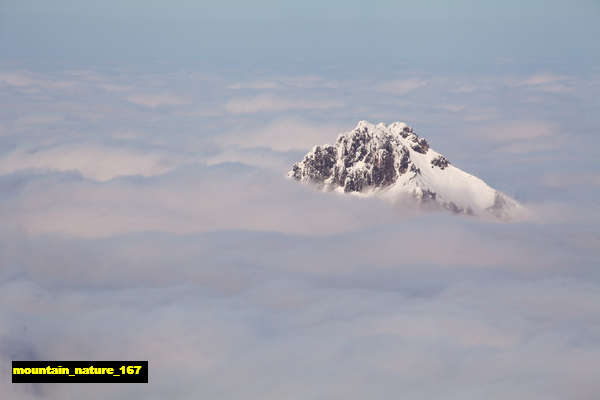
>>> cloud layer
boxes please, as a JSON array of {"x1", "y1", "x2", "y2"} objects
[{"x1": 1, "y1": 66, "x2": 599, "y2": 400}]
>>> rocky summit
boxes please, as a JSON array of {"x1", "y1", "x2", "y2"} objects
[{"x1": 288, "y1": 121, "x2": 521, "y2": 219}]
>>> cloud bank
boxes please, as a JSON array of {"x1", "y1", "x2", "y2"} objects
[{"x1": 0, "y1": 67, "x2": 599, "y2": 400}]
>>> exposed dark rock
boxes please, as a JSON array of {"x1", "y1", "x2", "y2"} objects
[
  {"x1": 420, "y1": 189, "x2": 437, "y2": 202},
  {"x1": 411, "y1": 137, "x2": 429, "y2": 154},
  {"x1": 410, "y1": 164, "x2": 421, "y2": 175},
  {"x1": 431, "y1": 155, "x2": 450, "y2": 170},
  {"x1": 290, "y1": 145, "x2": 336, "y2": 184},
  {"x1": 372, "y1": 148, "x2": 397, "y2": 186},
  {"x1": 401, "y1": 126, "x2": 412, "y2": 138},
  {"x1": 397, "y1": 147, "x2": 410, "y2": 174},
  {"x1": 344, "y1": 169, "x2": 368, "y2": 192},
  {"x1": 290, "y1": 164, "x2": 302, "y2": 180}
]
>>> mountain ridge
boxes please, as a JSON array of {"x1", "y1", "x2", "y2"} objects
[{"x1": 288, "y1": 120, "x2": 521, "y2": 220}]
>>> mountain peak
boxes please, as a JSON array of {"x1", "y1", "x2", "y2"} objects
[{"x1": 288, "y1": 121, "x2": 521, "y2": 219}]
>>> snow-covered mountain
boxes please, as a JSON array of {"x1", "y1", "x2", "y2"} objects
[{"x1": 288, "y1": 120, "x2": 521, "y2": 219}]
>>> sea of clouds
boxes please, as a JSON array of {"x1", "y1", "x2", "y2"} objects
[{"x1": 1, "y1": 66, "x2": 599, "y2": 399}]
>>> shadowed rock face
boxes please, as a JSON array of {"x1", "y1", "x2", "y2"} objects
[
  {"x1": 290, "y1": 145, "x2": 336, "y2": 183},
  {"x1": 288, "y1": 121, "x2": 522, "y2": 220}
]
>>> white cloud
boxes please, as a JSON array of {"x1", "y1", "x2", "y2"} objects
[
  {"x1": 227, "y1": 76, "x2": 338, "y2": 90},
  {"x1": 219, "y1": 117, "x2": 346, "y2": 152},
  {"x1": 276, "y1": 75, "x2": 339, "y2": 89},
  {"x1": 204, "y1": 148, "x2": 292, "y2": 171},
  {"x1": 468, "y1": 121, "x2": 564, "y2": 154},
  {"x1": 518, "y1": 73, "x2": 567, "y2": 86},
  {"x1": 0, "y1": 145, "x2": 183, "y2": 181},
  {"x1": 0, "y1": 71, "x2": 77, "y2": 90},
  {"x1": 227, "y1": 81, "x2": 282, "y2": 90},
  {"x1": 508, "y1": 73, "x2": 575, "y2": 93},
  {"x1": 2, "y1": 223, "x2": 600, "y2": 399},
  {"x1": 542, "y1": 172, "x2": 600, "y2": 188},
  {"x1": 436, "y1": 104, "x2": 465, "y2": 112},
  {"x1": 476, "y1": 121, "x2": 557, "y2": 142},
  {"x1": 225, "y1": 94, "x2": 343, "y2": 114},
  {"x1": 494, "y1": 138, "x2": 564, "y2": 154},
  {"x1": 375, "y1": 78, "x2": 428, "y2": 95},
  {"x1": 463, "y1": 107, "x2": 499, "y2": 122},
  {"x1": 3, "y1": 168, "x2": 406, "y2": 238},
  {"x1": 127, "y1": 93, "x2": 188, "y2": 108},
  {"x1": 13, "y1": 114, "x2": 64, "y2": 126},
  {"x1": 452, "y1": 84, "x2": 478, "y2": 93},
  {"x1": 97, "y1": 83, "x2": 134, "y2": 92}
]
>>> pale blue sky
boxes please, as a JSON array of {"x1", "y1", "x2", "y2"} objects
[{"x1": 2, "y1": 1, "x2": 599, "y2": 75}]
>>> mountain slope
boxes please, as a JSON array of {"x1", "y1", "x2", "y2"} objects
[{"x1": 288, "y1": 121, "x2": 521, "y2": 219}]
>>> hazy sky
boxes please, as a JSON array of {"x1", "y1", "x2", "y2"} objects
[
  {"x1": 2, "y1": 0, "x2": 599, "y2": 74},
  {"x1": 1, "y1": 1, "x2": 600, "y2": 399}
]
